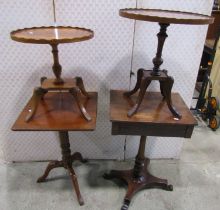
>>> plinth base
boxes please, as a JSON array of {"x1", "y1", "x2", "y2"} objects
[
  {"x1": 104, "y1": 136, "x2": 173, "y2": 210},
  {"x1": 104, "y1": 158, "x2": 173, "y2": 210}
]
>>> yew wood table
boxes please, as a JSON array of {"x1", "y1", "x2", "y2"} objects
[
  {"x1": 104, "y1": 90, "x2": 197, "y2": 210},
  {"x1": 12, "y1": 91, "x2": 97, "y2": 206},
  {"x1": 11, "y1": 26, "x2": 94, "y2": 122},
  {"x1": 119, "y1": 8, "x2": 214, "y2": 119}
]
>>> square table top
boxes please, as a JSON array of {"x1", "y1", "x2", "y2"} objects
[
  {"x1": 12, "y1": 92, "x2": 97, "y2": 131},
  {"x1": 110, "y1": 90, "x2": 197, "y2": 138}
]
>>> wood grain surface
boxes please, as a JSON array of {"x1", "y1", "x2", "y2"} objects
[
  {"x1": 110, "y1": 90, "x2": 197, "y2": 138},
  {"x1": 12, "y1": 92, "x2": 97, "y2": 131},
  {"x1": 11, "y1": 26, "x2": 94, "y2": 44},
  {"x1": 119, "y1": 8, "x2": 214, "y2": 25}
]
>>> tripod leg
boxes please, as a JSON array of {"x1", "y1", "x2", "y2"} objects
[
  {"x1": 69, "y1": 87, "x2": 92, "y2": 121},
  {"x1": 26, "y1": 87, "x2": 46, "y2": 122},
  {"x1": 127, "y1": 78, "x2": 151, "y2": 117},
  {"x1": 124, "y1": 69, "x2": 144, "y2": 97},
  {"x1": 161, "y1": 76, "x2": 182, "y2": 119},
  {"x1": 37, "y1": 160, "x2": 63, "y2": 183},
  {"x1": 68, "y1": 167, "x2": 84, "y2": 206},
  {"x1": 75, "y1": 77, "x2": 90, "y2": 98},
  {"x1": 59, "y1": 131, "x2": 84, "y2": 205}
]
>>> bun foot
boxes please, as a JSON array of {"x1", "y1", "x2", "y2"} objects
[
  {"x1": 121, "y1": 200, "x2": 130, "y2": 210},
  {"x1": 166, "y1": 184, "x2": 173, "y2": 191}
]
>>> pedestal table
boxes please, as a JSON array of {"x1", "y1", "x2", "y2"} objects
[
  {"x1": 104, "y1": 90, "x2": 197, "y2": 210},
  {"x1": 11, "y1": 26, "x2": 94, "y2": 122},
  {"x1": 12, "y1": 91, "x2": 98, "y2": 206},
  {"x1": 120, "y1": 9, "x2": 214, "y2": 118}
]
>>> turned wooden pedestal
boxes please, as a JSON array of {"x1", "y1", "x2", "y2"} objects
[
  {"x1": 124, "y1": 23, "x2": 182, "y2": 119},
  {"x1": 37, "y1": 131, "x2": 86, "y2": 205},
  {"x1": 12, "y1": 92, "x2": 98, "y2": 206},
  {"x1": 105, "y1": 90, "x2": 197, "y2": 210},
  {"x1": 104, "y1": 136, "x2": 173, "y2": 210}
]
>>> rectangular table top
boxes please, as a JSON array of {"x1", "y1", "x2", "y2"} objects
[
  {"x1": 12, "y1": 92, "x2": 97, "y2": 131},
  {"x1": 110, "y1": 90, "x2": 197, "y2": 138}
]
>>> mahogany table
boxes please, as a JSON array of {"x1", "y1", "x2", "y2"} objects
[
  {"x1": 104, "y1": 90, "x2": 197, "y2": 210},
  {"x1": 119, "y1": 9, "x2": 214, "y2": 119},
  {"x1": 11, "y1": 26, "x2": 94, "y2": 122},
  {"x1": 12, "y1": 91, "x2": 98, "y2": 206}
]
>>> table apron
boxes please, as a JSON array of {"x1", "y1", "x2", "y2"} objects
[{"x1": 112, "y1": 122, "x2": 194, "y2": 138}]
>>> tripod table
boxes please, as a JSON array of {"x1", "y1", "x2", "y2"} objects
[{"x1": 12, "y1": 91, "x2": 98, "y2": 206}]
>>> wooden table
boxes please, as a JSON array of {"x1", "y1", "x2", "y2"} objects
[
  {"x1": 104, "y1": 90, "x2": 197, "y2": 210},
  {"x1": 12, "y1": 91, "x2": 98, "y2": 206},
  {"x1": 11, "y1": 26, "x2": 94, "y2": 122},
  {"x1": 119, "y1": 9, "x2": 214, "y2": 119}
]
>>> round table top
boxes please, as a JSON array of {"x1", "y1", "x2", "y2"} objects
[
  {"x1": 119, "y1": 8, "x2": 214, "y2": 25},
  {"x1": 10, "y1": 26, "x2": 94, "y2": 44}
]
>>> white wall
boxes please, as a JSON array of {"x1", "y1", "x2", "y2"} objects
[{"x1": 0, "y1": 0, "x2": 213, "y2": 162}]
